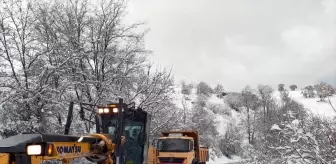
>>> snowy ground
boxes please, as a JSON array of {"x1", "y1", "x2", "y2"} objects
[
  {"x1": 290, "y1": 91, "x2": 336, "y2": 118},
  {"x1": 274, "y1": 90, "x2": 336, "y2": 118},
  {"x1": 208, "y1": 155, "x2": 242, "y2": 164}
]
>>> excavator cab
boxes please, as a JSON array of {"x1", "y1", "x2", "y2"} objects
[{"x1": 84, "y1": 99, "x2": 151, "y2": 164}]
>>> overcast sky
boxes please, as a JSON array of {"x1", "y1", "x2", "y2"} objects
[{"x1": 124, "y1": 0, "x2": 336, "y2": 91}]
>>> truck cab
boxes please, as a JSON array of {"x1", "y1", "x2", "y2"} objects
[{"x1": 155, "y1": 131, "x2": 209, "y2": 164}]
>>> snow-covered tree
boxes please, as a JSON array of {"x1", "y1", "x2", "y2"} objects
[
  {"x1": 257, "y1": 84, "x2": 274, "y2": 123},
  {"x1": 191, "y1": 108, "x2": 219, "y2": 147},
  {"x1": 290, "y1": 84, "x2": 298, "y2": 91},
  {"x1": 219, "y1": 120, "x2": 243, "y2": 158},
  {"x1": 0, "y1": 0, "x2": 66, "y2": 135},
  {"x1": 214, "y1": 83, "x2": 227, "y2": 98},
  {"x1": 180, "y1": 81, "x2": 193, "y2": 95},
  {"x1": 314, "y1": 82, "x2": 335, "y2": 101},
  {"x1": 241, "y1": 85, "x2": 260, "y2": 144},
  {"x1": 278, "y1": 84, "x2": 285, "y2": 92},
  {"x1": 0, "y1": 0, "x2": 179, "y2": 138},
  {"x1": 269, "y1": 112, "x2": 336, "y2": 163},
  {"x1": 196, "y1": 81, "x2": 213, "y2": 97},
  {"x1": 224, "y1": 92, "x2": 243, "y2": 112},
  {"x1": 301, "y1": 85, "x2": 316, "y2": 98}
]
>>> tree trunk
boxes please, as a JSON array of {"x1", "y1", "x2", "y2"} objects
[{"x1": 247, "y1": 107, "x2": 251, "y2": 144}]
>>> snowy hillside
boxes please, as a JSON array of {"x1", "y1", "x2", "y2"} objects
[
  {"x1": 274, "y1": 90, "x2": 336, "y2": 118},
  {"x1": 173, "y1": 87, "x2": 242, "y2": 135},
  {"x1": 172, "y1": 86, "x2": 244, "y2": 163},
  {"x1": 171, "y1": 85, "x2": 336, "y2": 163}
]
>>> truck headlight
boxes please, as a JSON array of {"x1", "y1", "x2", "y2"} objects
[{"x1": 26, "y1": 145, "x2": 42, "y2": 155}]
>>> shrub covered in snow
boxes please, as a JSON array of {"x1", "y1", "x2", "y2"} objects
[
  {"x1": 301, "y1": 85, "x2": 316, "y2": 98},
  {"x1": 196, "y1": 81, "x2": 214, "y2": 97},
  {"x1": 314, "y1": 82, "x2": 335, "y2": 101},
  {"x1": 278, "y1": 84, "x2": 285, "y2": 92},
  {"x1": 290, "y1": 84, "x2": 298, "y2": 91},
  {"x1": 181, "y1": 81, "x2": 193, "y2": 95},
  {"x1": 219, "y1": 122, "x2": 243, "y2": 158},
  {"x1": 224, "y1": 92, "x2": 243, "y2": 112}
]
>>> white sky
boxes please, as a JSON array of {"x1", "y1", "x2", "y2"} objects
[{"x1": 124, "y1": 0, "x2": 336, "y2": 91}]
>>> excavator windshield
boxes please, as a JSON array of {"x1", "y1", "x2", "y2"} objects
[
  {"x1": 101, "y1": 108, "x2": 150, "y2": 164},
  {"x1": 123, "y1": 120, "x2": 144, "y2": 164},
  {"x1": 107, "y1": 119, "x2": 145, "y2": 164}
]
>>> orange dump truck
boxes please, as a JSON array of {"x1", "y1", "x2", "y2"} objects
[{"x1": 149, "y1": 130, "x2": 209, "y2": 164}]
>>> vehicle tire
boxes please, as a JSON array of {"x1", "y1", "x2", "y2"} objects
[{"x1": 192, "y1": 159, "x2": 199, "y2": 164}]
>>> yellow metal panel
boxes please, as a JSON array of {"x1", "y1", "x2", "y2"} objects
[
  {"x1": 0, "y1": 153, "x2": 9, "y2": 164},
  {"x1": 30, "y1": 156, "x2": 43, "y2": 164},
  {"x1": 42, "y1": 142, "x2": 93, "y2": 161}
]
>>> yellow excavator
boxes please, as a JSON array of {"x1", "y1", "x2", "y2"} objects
[{"x1": 0, "y1": 98, "x2": 154, "y2": 164}]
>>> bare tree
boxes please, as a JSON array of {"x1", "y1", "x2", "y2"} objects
[
  {"x1": 181, "y1": 96, "x2": 188, "y2": 125},
  {"x1": 257, "y1": 84, "x2": 274, "y2": 123},
  {"x1": 241, "y1": 85, "x2": 260, "y2": 144},
  {"x1": 328, "y1": 96, "x2": 336, "y2": 113}
]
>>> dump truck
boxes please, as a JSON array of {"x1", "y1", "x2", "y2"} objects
[{"x1": 155, "y1": 131, "x2": 209, "y2": 164}]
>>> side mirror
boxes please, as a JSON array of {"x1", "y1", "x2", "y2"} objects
[
  {"x1": 189, "y1": 141, "x2": 194, "y2": 151},
  {"x1": 152, "y1": 139, "x2": 158, "y2": 147}
]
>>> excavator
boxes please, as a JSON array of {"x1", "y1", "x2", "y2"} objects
[{"x1": 0, "y1": 98, "x2": 153, "y2": 164}]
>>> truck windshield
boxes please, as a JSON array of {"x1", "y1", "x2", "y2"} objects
[{"x1": 157, "y1": 139, "x2": 190, "y2": 152}]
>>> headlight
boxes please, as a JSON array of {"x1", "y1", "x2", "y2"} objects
[
  {"x1": 103, "y1": 108, "x2": 109, "y2": 113},
  {"x1": 26, "y1": 143, "x2": 54, "y2": 156},
  {"x1": 113, "y1": 108, "x2": 118, "y2": 113},
  {"x1": 27, "y1": 145, "x2": 42, "y2": 155}
]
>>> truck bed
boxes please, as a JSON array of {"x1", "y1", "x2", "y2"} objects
[{"x1": 199, "y1": 147, "x2": 209, "y2": 162}]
